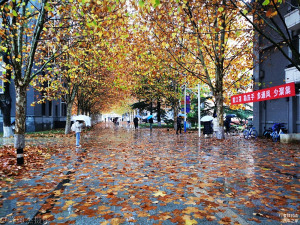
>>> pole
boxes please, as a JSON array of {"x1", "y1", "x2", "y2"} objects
[
  {"x1": 184, "y1": 83, "x2": 187, "y2": 132},
  {"x1": 198, "y1": 84, "x2": 201, "y2": 137}
]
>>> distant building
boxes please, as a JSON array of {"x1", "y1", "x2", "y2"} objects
[
  {"x1": 253, "y1": 0, "x2": 300, "y2": 134},
  {"x1": 0, "y1": 79, "x2": 67, "y2": 133}
]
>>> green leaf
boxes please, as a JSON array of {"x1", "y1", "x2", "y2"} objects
[
  {"x1": 262, "y1": 0, "x2": 270, "y2": 6},
  {"x1": 242, "y1": 9, "x2": 248, "y2": 15},
  {"x1": 152, "y1": 0, "x2": 160, "y2": 8},
  {"x1": 12, "y1": 10, "x2": 18, "y2": 17},
  {"x1": 138, "y1": 0, "x2": 145, "y2": 7}
]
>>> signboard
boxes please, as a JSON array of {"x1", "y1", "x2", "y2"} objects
[{"x1": 231, "y1": 82, "x2": 296, "y2": 105}]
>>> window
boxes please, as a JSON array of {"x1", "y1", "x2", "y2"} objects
[
  {"x1": 49, "y1": 101, "x2": 52, "y2": 116},
  {"x1": 291, "y1": 0, "x2": 299, "y2": 8},
  {"x1": 61, "y1": 102, "x2": 67, "y2": 117},
  {"x1": 288, "y1": 35, "x2": 300, "y2": 64},
  {"x1": 42, "y1": 102, "x2": 46, "y2": 116},
  {"x1": 292, "y1": 35, "x2": 300, "y2": 63}
]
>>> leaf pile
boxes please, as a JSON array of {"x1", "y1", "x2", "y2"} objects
[{"x1": 0, "y1": 144, "x2": 59, "y2": 184}]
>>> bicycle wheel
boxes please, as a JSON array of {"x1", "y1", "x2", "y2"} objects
[
  {"x1": 263, "y1": 130, "x2": 271, "y2": 138},
  {"x1": 243, "y1": 129, "x2": 249, "y2": 139},
  {"x1": 272, "y1": 132, "x2": 279, "y2": 142},
  {"x1": 229, "y1": 127, "x2": 238, "y2": 136},
  {"x1": 250, "y1": 129, "x2": 258, "y2": 139}
]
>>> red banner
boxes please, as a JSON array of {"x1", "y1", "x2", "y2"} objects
[{"x1": 231, "y1": 82, "x2": 296, "y2": 105}]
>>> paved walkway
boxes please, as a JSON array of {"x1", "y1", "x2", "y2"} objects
[{"x1": 0, "y1": 123, "x2": 299, "y2": 224}]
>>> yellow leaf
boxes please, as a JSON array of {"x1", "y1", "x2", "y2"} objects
[
  {"x1": 65, "y1": 200, "x2": 75, "y2": 206},
  {"x1": 53, "y1": 190, "x2": 61, "y2": 196},
  {"x1": 183, "y1": 215, "x2": 197, "y2": 225},
  {"x1": 153, "y1": 190, "x2": 166, "y2": 197},
  {"x1": 100, "y1": 221, "x2": 110, "y2": 225}
]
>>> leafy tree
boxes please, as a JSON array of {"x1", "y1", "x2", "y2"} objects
[
  {"x1": 135, "y1": 0, "x2": 253, "y2": 139},
  {"x1": 229, "y1": 0, "x2": 300, "y2": 72},
  {"x1": 1, "y1": 0, "x2": 67, "y2": 164},
  {"x1": 32, "y1": 0, "x2": 130, "y2": 134},
  {"x1": 0, "y1": 0, "x2": 129, "y2": 163}
]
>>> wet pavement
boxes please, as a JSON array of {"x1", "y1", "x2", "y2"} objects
[{"x1": 0, "y1": 123, "x2": 299, "y2": 224}]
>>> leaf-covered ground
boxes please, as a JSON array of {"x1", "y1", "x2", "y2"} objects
[{"x1": 0, "y1": 123, "x2": 299, "y2": 224}]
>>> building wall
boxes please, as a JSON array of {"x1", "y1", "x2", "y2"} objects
[
  {"x1": 253, "y1": 1, "x2": 300, "y2": 135},
  {"x1": 0, "y1": 81, "x2": 66, "y2": 133}
]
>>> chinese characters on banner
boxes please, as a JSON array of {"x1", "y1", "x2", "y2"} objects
[{"x1": 231, "y1": 82, "x2": 296, "y2": 105}]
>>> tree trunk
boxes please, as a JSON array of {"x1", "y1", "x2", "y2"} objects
[
  {"x1": 173, "y1": 102, "x2": 179, "y2": 130},
  {"x1": 65, "y1": 102, "x2": 73, "y2": 134},
  {"x1": 215, "y1": 90, "x2": 225, "y2": 139},
  {"x1": 14, "y1": 85, "x2": 27, "y2": 165},
  {"x1": 157, "y1": 100, "x2": 161, "y2": 127}
]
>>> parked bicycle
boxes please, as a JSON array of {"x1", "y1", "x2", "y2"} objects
[
  {"x1": 270, "y1": 123, "x2": 287, "y2": 142},
  {"x1": 243, "y1": 125, "x2": 258, "y2": 139},
  {"x1": 263, "y1": 127, "x2": 272, "y2": 139}
]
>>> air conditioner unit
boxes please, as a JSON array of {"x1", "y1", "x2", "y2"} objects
[{"x1": 285, "y1": 66, "x2": 300, "y2": 84}]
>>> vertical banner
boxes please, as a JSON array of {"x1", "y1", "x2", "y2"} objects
[{"x1": 231, "y1": 82, "x2": 296, "y2": 105}]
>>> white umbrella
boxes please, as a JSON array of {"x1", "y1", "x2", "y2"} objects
[
  {"x1": 72, "y1": 115, "x2": 91, "y2": 126},
  {"x1": 201, "y1": 115, "x2": 213, "y2": 122}
]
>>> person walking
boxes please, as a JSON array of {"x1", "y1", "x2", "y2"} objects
[
  {"x1": 176, "y1": 116, "x2": 182, "y2": 134},
  {"x1": 212, "y1": 114, "x2": 219, "y2": 137},
  {"x1": 149, "y1": 117, "x2": 153, "y2": 131},
  {"x1": 75, "y1": 120, "x2": 84, "y2": 147},
  {"x1": 224, "y1": 115, "x2": 231, "y2": 134},
  {"x1": 133, "y1": 116, "x2": 139, "y2": 129}
]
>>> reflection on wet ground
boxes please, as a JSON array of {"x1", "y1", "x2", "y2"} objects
[{"x1": 0, "y1": 123, "x2": 299, "y2": 224}]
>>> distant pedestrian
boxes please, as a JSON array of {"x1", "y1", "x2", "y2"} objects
[
  {"x1": 224, "y1": 115, "x2": 231, "y2": 133},
  {"x1": 127, "y1": 117, "x2": 130, "y2": 125},
  {"x1": 149, "y1": 117, "x2": 153, "y2": 131},
  {"x1": 134, "y1": 116, "x2": 139, "y2": 129},
  {"x1": 75, "y1": 120, "x2": 84, "y2": 147},
  {"x1": 212, "y1": 114, "x2": 218, "y2": 137},
  {"x1": 176, "y1": 116, "x2": 182, "y2": 134}
]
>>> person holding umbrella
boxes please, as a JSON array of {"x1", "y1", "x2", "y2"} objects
[
  {"x1": 176, "y1": 115, "x2": 183, "y2": 134},
  {"x1": 75, "y1": 120, "x2": 85, "y2": 147}
]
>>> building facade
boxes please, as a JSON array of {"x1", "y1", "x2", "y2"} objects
[
  {"x1": 0, "y1": 80, "x2": 67, "y2": 133},
  {"x1": 253, "y1": 1, "x2": 300, "y2": 135}
]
